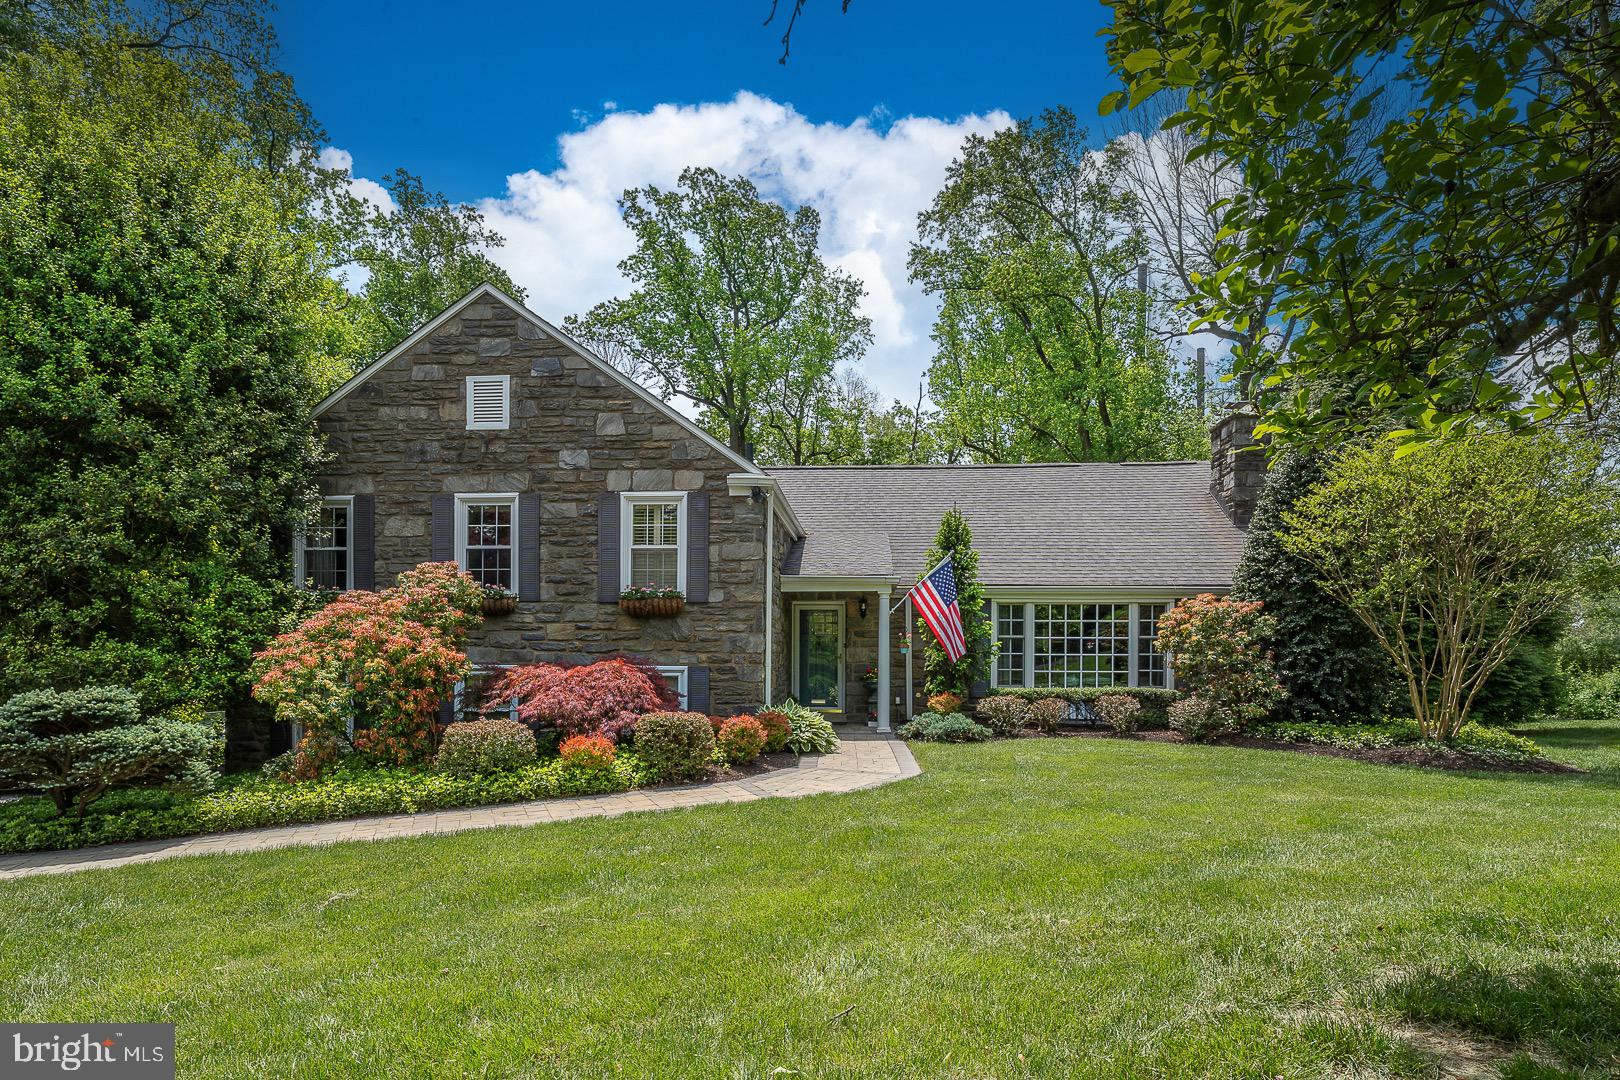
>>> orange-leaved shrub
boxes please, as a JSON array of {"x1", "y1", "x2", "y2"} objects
[
  {"x1": 487, "y1": 658, "x2": 679, "y2": 741},
  {"x1": 716, "y1": 715, "x2": 767, "y2": 764},
  {"x1": 1155, "y1": 594, "x2": 1284, "y2": 730},
  {"x1": 755, "y1": 710, "x2": 791, "y2": 752},
  {"x1": 558, "y1": 734, "x2": 616, "y2": 770},
  {"x1": 252, "y1": 562, "x2": 484, "y2": 777},
  {"x1": 927, "y1": 691, "x2": 964, "y2": 714}
]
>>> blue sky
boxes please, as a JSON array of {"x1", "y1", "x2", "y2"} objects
[{"x1": 272, "y1": 1, "x2": 1124, "y2": 403}]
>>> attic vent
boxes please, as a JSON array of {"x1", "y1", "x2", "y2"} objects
[{"x1": 466, "y1": 375, "x2": 510, "y2": 430}]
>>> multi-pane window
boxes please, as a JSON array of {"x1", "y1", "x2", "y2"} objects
[
  {"x1": 300, "y1": 499, "x2": 351, "y2": 590},
  {"x1": 1033, "y1": 603, "x2": 1131, "y2": 688},
  {"x1": 996, "y1": 604, "x2": 1025, "y2": 687},
  {"x1": 628, "y1": 500, "x2": 681, "y2": 590},
  {"x1": 1137, "y1": 603, "x2": 1170, "y2": 688},
  {"x1": 456, "y1": 666, "x2": 517, "y2": 723},
  {"x1": 460, "y1": 499, "x2": 514, "y2": 589}
]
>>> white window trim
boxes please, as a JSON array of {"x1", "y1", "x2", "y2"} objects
[
  {"x1": 790, "y1": 601, "x2": 845, "y2": 713},
  {"x1": 453, "y1": 493, "x2": 519, "y2": 590},
  {"x1": 453, "y1": 664, "x2": 517, "y2": 723},
  {"x1": 655, "y1": 665, "x2": 690, "y2": 710},
  {"x1": 619, "y1": 491, "x2": 688, "y2": 595},
  {"x1": 465, "y1": 374, "x2": 511, "y2": 430},
  {"x1": 989, "y1": 599, "x2": 1177, "y2": 691},
  {"x1": 292, "y1": 495, "x2": 355, "y2": 591}
]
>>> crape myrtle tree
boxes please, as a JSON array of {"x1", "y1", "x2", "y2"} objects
[
  {"x1": 566, "y1": 167, "x2": 873, "y2": 457},
  {"x1": 1280, "y1": 434, "x2": 1619, "y2": 740},
  {"x1": 1102, "y1": 0, "x2": 1620, "y2": 447},
  {"x1": 918, "y1": 509, "x2": 993, "y2": 697}
]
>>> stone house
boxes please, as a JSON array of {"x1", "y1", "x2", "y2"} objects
[{"x1": 299, "y1": 285, "x2": 1260, "y2": 734}]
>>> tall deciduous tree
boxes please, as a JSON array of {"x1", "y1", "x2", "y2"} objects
[
  {"x1": 566, "y1": 167, "x2": 873, "y2": 455},
  {"x1": 911, "y1": 109, "x2": 1208, "y2": 463},
  {"x1": 1280, "y1": 435, "x2": 1618, "y2": 739},
  {"x1": 918, "y1": 509, "x2": 993, "y2": 697},
  {"x1": 0, "y1": 41, "x2": 332, "y2": 710},
  {"x1": 1103, "y1": 0, "x2": 1620, "y2": 446}
]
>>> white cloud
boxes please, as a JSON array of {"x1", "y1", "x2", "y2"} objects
[
  {"x1": 468, "y1": 92, "x2": 1012, "y2": 406},
  {"x1": 318, "y1": 146, "x2": 395, "y2": 215}
]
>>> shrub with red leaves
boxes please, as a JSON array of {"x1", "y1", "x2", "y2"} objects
[
  {"x1": 558, "y1": 734, "x2": 616, "y2": 771},
  {"x1": 251, "y1": 562, "x2": 484, "y2": 777},
  {"x1": 488, "y1": 657, "x2": 676, "y2": 742},
  {"x1": 716, "y1": 715, "x2": 767, "y2": 765},
  {"x1": 755, "y1": 710, "x2": 792, "y2": 753}
]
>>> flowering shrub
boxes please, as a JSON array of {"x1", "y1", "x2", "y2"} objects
[
  {"x1": 434, "y1": 719, "x2": 537, "y2": 778},
  {"x1": 755, "y1": 710, "x2": 792, "y2": 752},
  {"x1": 559, "y1": 734, "x2": 616, "y2": 771},
  {"x1": 927, "y1": 691, "x2": 964, "y2": 714},
  {"x1": 975, "y1": 695, "x2": 1030, "y2": 735},
  {"x1": 633, "y1": 711, "x2": 715, "y2": 781},
  {"x1": 1093, "y1": 694, "x2": 1143, "y2": 733},
  {"x1": 1168, "y1": 696, "x2": 1229, "y2": 741},
  {"x1": 488, "y1": 658, "x2": 678, "y2": 741},
  {"x1": 1155, "y1": 594, "x2": 1285, "y2": 729},
  {"x1": 716, "y1": 716, "x2": 768, "y2": 764},
  {"x1": 1027, "y1": 697, "x2": 1068, "y2": 734},
  {"x1": 252, "y1": 562, "x2": 484, "y2": 777}
]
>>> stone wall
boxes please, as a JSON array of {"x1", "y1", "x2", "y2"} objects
[
  {"x1": 314, "y1": 293, "x2": 770, "y2": 714},
  {"x1": 777, "y1": 588, "x2": 923, "y2": 726}
]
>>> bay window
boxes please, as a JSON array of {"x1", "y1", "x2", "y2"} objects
[{"x1": 992, "y1": 600, "x2": 1176, "y2": 689}]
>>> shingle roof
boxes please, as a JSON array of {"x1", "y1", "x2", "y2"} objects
[{"x1": 766, "y1": 462, "x2": 1247, "y2": 590}]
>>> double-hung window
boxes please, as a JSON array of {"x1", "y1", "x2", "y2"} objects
[
  {"x1": 992, "y1": 600, "x2": 1176, "y2": 689},
  {"x1": 455, "y1": 494, "x2": 517, "y2": 590},
  {"x1": 296, "y1": 496, "x2": 353, "y2": 591},
  {"x1": 621, "y1": 493, "x2": 685, "y2": 592}
]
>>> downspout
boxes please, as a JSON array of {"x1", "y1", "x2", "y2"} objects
[{"x1": 763, "y1": 489, "x2": 774, "y2": 708}]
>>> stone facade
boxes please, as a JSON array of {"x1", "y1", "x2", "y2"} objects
[
  {"x1": 313, "y1": 292, "x2": 771, "y2": 714},
  {"x1": 1210, "y1": 404, "x2": 1267, "y2": 529}
]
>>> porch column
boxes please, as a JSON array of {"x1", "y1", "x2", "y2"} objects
[{"x1": 876, "y1": 589, "x2": 892, "y2": 733}]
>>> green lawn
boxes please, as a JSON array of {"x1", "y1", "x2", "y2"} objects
[{"x1": 3, "y1": 725, "x2": 1617, "y2": 1079}]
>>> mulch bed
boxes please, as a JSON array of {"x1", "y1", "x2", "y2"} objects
[{"x1": 1052, "y1": 727, "x2": 1582, "y2": 774}]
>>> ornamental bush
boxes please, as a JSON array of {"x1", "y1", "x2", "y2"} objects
[
  {"x1": 716, "y1": 716, "x2": 768, "y2": 765},
  {"x1": 633, "y1": 711, "x2": 715, "y2": 782},
  {"x1": 774, "y1": 699, "x2": 841, "y2": 754},
  {"x1": 975, "y1": 695, "x2": 1029, "y2": 735},
  {"x1": 252, "y1": 562, "x2": 485, "y2": 776},
  {"x1": 897, "y1": 712, "x2": 992, "y2": 743},
  {"x1": 1093, "y1": 694, "x2": 1143, "y2": 733},
  {"x1": 990, "y1": 687, "x2": 1181, "y2": 729},
  {"x1": 0, "y1": 686, "x2": 217, "y2": 818},
  {"x1": 1168, "y1": 696, "x2": 1230, "y2": 742},
  {"x1": 489, "y1": 658, "x2": 678, "y2": 742},
  {"x1": 927, "y1": 691, "x2": 965, "y2": 715},
  {"x1": 434, "y1": 719, "x2": 537, "y2": 778},
  {"x1": 558, "y1": 735, "x2": 617, "y2": 771},
  {"x1": 755, "y1": 710, "x2": 792, "y2": 752},
  {"x1": 1027, "y1": 697, "x2": 1068, "y2": 734},
  {"x1": 1156, "y1": 594, "x2": 1285, "y2": 729}
]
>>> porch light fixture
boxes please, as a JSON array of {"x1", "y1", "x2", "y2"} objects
[{"x1": 858, "y1": 598, "x2": 869, "y2": 619}]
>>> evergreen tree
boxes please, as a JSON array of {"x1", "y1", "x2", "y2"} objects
[
  {"x1": 917, "y1": 509, "x2": 993, "y2": 697},
  {"x1": 1231, "y1": 451, "x2": 1399, "y2": 722}
]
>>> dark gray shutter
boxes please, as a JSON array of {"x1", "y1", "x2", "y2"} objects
[
  {"x1": 518, "y1": 492, "x2": 542, "y2": 602},
  {"x1": 969, "y1": 596, "x2": 993, "y2": 700},
  {"x1": 431, "y1": 495, "x2": 454, "y2": 563},
  {"x1": 438, "y1": 697, "x2": 455, "y2": 726},
  {"x1": 597, "y1": 492, "x2": 620, "y2": 602},
  {"x1": 687, "y1": 666, "x2": 710, "y2": 713},
  {"x1": 351, "y1": 494, "x2": 375, "y2": 590},
  {"x1": 686, "y1": 492, "x2": 710, "y2": 603}
]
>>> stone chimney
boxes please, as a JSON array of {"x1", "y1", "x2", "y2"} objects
[{"x1": 1210, "y1": 404, "x2": 1267, "y2": 528}]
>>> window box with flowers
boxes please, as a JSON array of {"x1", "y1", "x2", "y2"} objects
[
  {"x1": 619, "y1": 585, "x2": 685, "y2": 618},
  {"x1": 480, "y1": 585, "x2": 519, "y2": 616}
]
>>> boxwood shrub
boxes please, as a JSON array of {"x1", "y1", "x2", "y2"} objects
[
  {"x1": 987, "y1": 687, "x2": 1181, "y2": 729},
  {"x1": 897, "y1": 712, "x2": 993, "y2": 743}
]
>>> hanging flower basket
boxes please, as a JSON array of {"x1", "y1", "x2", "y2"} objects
[
  {"x1": 619, "y1": 586, "x2": 685, "y2": 618},
  {"x1": 480, "y1": 586, "x2": 518, "y2": 616}
]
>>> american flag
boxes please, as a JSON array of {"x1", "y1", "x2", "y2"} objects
[{"x1": 909, "y1": 555, "x2": 967, "y2": 662}]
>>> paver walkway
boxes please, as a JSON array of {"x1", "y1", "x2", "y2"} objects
[{"x1": 0, "y1": 732, "x2": 918, "y2": 881}]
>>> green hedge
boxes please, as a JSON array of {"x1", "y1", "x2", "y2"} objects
[
  {"x1": 1249, "y1": 720, "x2": 1543, "y2": 762},
  {"x1": 987, "y1": 687, "x2": 1181, "y2": 729},
  {"x1": 0, "y1": 754, "x2": 652, "y2": 855}
]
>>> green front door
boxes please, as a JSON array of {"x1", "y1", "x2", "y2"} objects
[{"x1": 795, "y1": 606, "x2": 843, "y2": 711}]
